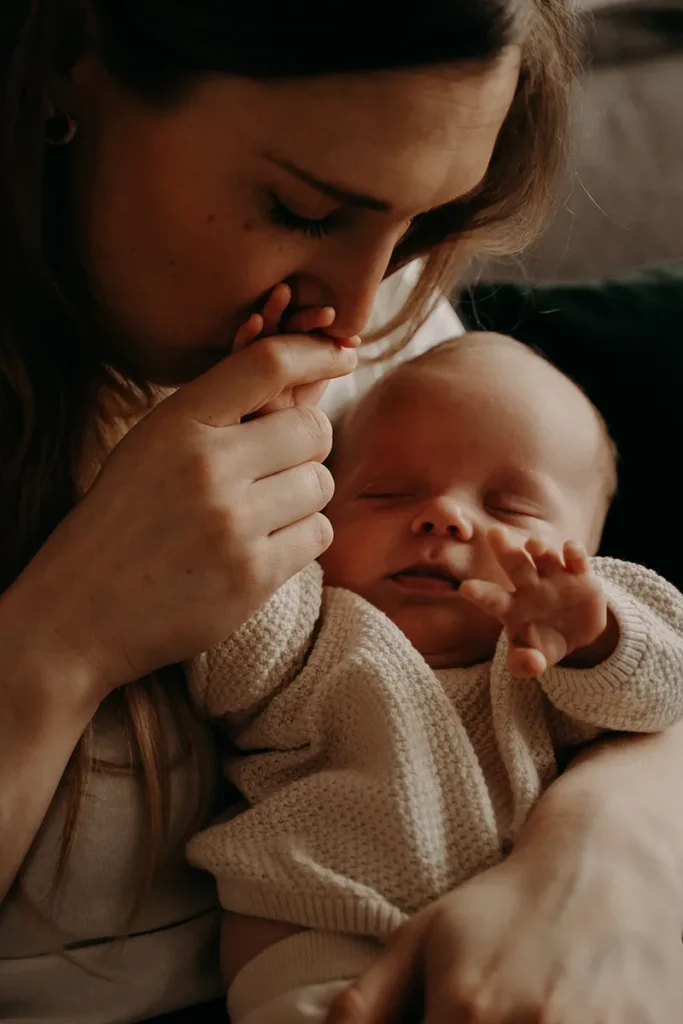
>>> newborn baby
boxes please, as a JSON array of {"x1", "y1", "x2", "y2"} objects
[{"x1": 188, "y1": 334, "x2": 683, "y2": 1024}]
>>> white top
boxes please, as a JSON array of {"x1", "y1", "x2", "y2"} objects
[
  {"x1": 187, "y1": 559, "x2": 683, "y2": 938},
  {"x1": 0, "y1": 268, "x2": 464, "y2": 1024},
  {"x1": 320, "y1": 261, "x2": 463, "y2": 421}
]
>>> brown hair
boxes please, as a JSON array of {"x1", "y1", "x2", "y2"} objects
[{"x1": 0, "y1": 0, "x2": 579, "y2": 920}]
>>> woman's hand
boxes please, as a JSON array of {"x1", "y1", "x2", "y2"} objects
[
  {"x1": 327, "y1": 795, "x2": 683, "y2": 1023},
  {"x1": 233, "y1": 283, "x2": 360, "y2": 414},
  {"x1": 4, "y1": 332, "x2": 357, "y2": 703}
]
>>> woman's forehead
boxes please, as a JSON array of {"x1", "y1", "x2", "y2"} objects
[{"x1": 196, "y1": 53, "x2": 520, "y2": 216}]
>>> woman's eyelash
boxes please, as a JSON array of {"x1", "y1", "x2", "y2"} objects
[{"x1": 269, "y1": 195, "x2": 340, "y2": 239}]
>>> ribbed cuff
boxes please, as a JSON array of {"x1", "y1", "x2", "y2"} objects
[
  {"x1": 541, "y1": 580, "x2": 650, "y2": 726},
  {"x1": 228, "y1": 930, "x2": 380, "y2": 1022},
  {"x1": 218, "y1": 879, "x2": 405, "y2": 939}
]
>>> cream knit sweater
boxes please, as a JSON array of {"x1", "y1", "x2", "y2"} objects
[{"x1": 187, "y1": 558, "x2": 683, "y2": 941}]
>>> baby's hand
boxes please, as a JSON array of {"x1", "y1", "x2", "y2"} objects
[
  {"x1": 460, "y1": 528, "x2": 611, "y2": 678},
  {"x1": 234, "y1": 283, "x2": 360, "y2": 416}
]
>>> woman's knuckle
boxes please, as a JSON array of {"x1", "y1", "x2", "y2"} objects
[
  {"x1": 308, "y1": 461, "x2": 334, "y2": 508},
  {"x1": 310, "y1": 511, "x2": 333, "y2": 555},
  {"x1": 182, "y1": 445, "x2": 217, "y2": 494},
  {"x1": 295, "y1": 403, "x2": 332, "y2": 449},
  {"x1": 202, "y1": 503, "x2": 240, "y2": 550},
  {"x1": 446, "y1": 984, "x2": 488, "y2": 1020},
  {"x1": 257, "y1": 337, "x2": 290, "y2": 387}
]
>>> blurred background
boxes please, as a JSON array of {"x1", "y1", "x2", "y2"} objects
[{"x1": 475, "y1": 0, "x2": 683, "y2": 283}]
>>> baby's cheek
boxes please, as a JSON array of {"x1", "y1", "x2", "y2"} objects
[
  {"x1": 318, "y1": 521, "x2": 356, "y2": 587},
  {"x1": 321, "y1": 516, "x2": 383, "y2": 590}
]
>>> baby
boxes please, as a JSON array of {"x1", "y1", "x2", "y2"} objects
[{"x1": 187, "y1": 333, "x2": 683, "y2": 1024}]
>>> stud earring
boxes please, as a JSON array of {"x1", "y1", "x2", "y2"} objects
[{"x1": 44, "y1": 104, "x2": 78, "y2": 146}]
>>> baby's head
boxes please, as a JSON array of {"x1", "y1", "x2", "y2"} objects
[{"x1": 320, "y1": 333, "x2": 617, "y2": 668}]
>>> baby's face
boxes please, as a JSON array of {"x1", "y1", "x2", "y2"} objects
[{"x1": 321, "y1": 341, "x2": 610, "y2": 668}]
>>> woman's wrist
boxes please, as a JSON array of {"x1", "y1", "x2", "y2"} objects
[
  {"x1": 0, "y1": 585, "x2": 104, "y2": 904},
  {"x1": 0, "y1": 578, "x2": 105, "y2": 722}
]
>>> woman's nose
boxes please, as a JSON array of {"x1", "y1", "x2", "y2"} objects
[
  {"x1": 290, "y1": 237, "x2": 399, "y2": 339},
  {"x1": 411, "y1": 501, "x2": 474, "y2": 542}
]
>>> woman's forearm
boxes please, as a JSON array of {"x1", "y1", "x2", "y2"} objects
[
  {"x1": 519, "y1": 725, "x2": 683, "y2": 901},
  {"x1": 0, "y1": 600, "x2": 100, "y2": 904}
]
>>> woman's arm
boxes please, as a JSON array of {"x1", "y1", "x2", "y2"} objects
[
  {"x1": 546, "y1": 723, "x2": 683, "y2": 882},
  {"x1": 0, "y1": 333, "x2": 354, "y2": 907},
  {"x1": 328, "y1": 724, "x2": 683, "y2": 1023},
  {"x1": 0, "y1": 596, "x2": 100, "y2": 903}
]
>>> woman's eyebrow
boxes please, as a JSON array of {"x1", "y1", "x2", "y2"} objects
[{"x1": 262, "y1": 151, "x2": 392, "y2": 212}]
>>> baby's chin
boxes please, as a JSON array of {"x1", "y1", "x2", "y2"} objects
[{"x1": 382, "y1": 603, "x2": 502, "y2": 671}]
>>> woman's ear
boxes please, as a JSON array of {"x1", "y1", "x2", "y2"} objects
[
  {"x1": 48, "y1": 49, "x2": 100, "y2": 128},
  {"x1": 47, "y1": 1, "x2": 98, "y2": 125}
]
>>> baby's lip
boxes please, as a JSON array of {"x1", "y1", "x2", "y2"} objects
[{"x1": 389, "y1": 563, "x2": 463, "y2": 593}]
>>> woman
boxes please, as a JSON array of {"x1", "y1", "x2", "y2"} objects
[{"x1": 0, "y1": 2, "x2": 679, "y2": 1022}]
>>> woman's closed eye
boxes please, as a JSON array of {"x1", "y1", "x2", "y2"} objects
[{"x1": 268, "y1": 193, "x2": 348, "y2": 239}]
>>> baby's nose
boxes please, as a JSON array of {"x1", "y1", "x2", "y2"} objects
[{"x1": 412, "y1": 503, "x2": 474, "y2": 541}]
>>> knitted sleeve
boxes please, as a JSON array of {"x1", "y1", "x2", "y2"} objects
[
  {"x1": 186, "y1": 562, "x2": 324, "y2": 719},
  {"x1": 490, "y1": 559, "x2": 683, "y2": 839},
  {"x1": 539, "y1": 558, "x2": 683, "y2": 733},
  {"x1": 187, "y1": 589, "x2": 501, "y2": 940}
]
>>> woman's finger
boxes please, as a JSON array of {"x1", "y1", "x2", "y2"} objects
[
  {"x1": 249, "y1": 461, "x2": 334, "y2": 535},
  {"x1": 266, "y1": 511, "x2": 335, "y2": 582},
  {"x1": 172, "y1": 334, "x2": 357, "y2": 427},
  {"x1": 325, "y1": 918, "x2": 429, "y2": 1024},
  {"x1": 238, "y1": 404, "x2": 333, "y2": 481}
]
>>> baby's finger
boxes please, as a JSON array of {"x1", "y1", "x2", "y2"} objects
[
  {"x1": 525, "y1": 539, "x2": 565, "y2": 579},
  {"x1": 261, "y1": 283, "x2": 292, "y2": 336},
  {"x1": 487, "y1": 527, "x2": 538, "y2": 589},
  {"x1": 508, "y1": 644, "x2": 548, "y2": 679},
  {"x1": 233, "y1": 313, "x2": 264, "y2": 353},
  {"x1": 519, "y1": 623, "x2": 569, "y2": 670},
  {"x1": 337, "y1": 334, "x2": 363, "y2": 350},
  {"x1": 286, "y1": 305, "x2": 336, "y2": 335},
  {"x1": 460, "y1": 579, "x2": 513, "y2": 621},
  {"x1": 563, "y1": 540, "x2": 591, "y2": 575}
]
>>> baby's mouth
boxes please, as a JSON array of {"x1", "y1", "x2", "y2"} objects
[{"x1": 389, "y1": 564, "x2": 462, "y2": 593}]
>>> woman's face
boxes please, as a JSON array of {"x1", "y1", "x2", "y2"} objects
[{"x1": 66, "y1": 52, "x2": 520, "y2": 383}]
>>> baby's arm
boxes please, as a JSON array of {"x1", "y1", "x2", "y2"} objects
[
  {"x1": 540, "y1": 557, "x2": 683, "y2": 733},
  {"x1": 222, "y1": 923, "x2": 378, "y2": 1024},
  {"x1": 462, "y1": 528, "x2": 683, "y2": 732},
  {"x1": 186, "y1": 561, "x2": 324, "y2": 720}
]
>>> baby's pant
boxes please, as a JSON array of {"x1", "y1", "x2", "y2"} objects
[{"x1": 228, "y1": 931, "x2": 380, "y2": 1024}]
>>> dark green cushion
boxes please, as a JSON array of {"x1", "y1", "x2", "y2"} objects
[{"x1": 457, "y1": 265, "x2": 683, "y2": 589}]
